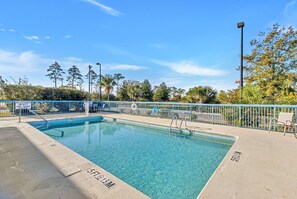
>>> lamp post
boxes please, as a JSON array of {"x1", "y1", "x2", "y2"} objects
[
  {"x1": 88, "y1": 65, "x2": 92, "y2": 94},
  {"x1": 96, "y1": 62, "x2": 102, "y2": 101},
  {"x1": 237, "y1": 21, "x2": 244, "y2": 101}
]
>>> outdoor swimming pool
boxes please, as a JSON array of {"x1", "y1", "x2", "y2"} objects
[{"x1": 29, "y1": 116, "x2": 235, "y2": 199}]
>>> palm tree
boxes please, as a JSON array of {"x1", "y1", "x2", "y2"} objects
[
  {"x1": 100, "y1": 74, "x2": 116, "y2": 101},
  {"x1": 127, "y1": 81, "x2": 141, "y2": 100},
  {"x1": 114, "y1": 73, "x2": 125, "y2": 98},
  {"x1": 185, "y1": 86, "x2": 217, "y2": 103}
]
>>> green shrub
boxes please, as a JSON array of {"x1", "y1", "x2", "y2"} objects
[{"x1": 1, "y1": 85, "x2": 88, "y2": 100}]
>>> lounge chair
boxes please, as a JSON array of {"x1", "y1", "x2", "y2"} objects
[{"x1": 269, "y1": 112, "x2": 294, "y2": 135}]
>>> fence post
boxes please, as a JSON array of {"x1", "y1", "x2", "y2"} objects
[
  {"x1": 294, "y1": 107, "x2": 297, "y2": 134},
  {"x1": 273, "y1": 106, "x2": 276, "y2": 131},
  {"x1": 212, "y1": 105, "x2": 214, "y2": 124},
  {"x1": 190, "y1": 105, "x2": 192, "y2": 122},
  {"x1": 19, "y1": 106, "x2": 21, "y2": 122},
  {"x1": 13, "y1": 101, "x2": 15, "y2": 116},
  {"x1": 239, "y1": 105, "x2": 242, "y2": 127}
]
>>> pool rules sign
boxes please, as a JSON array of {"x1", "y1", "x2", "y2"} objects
[
  {"x1": 15, "y1": 101, "x2": 32, "y2": 110},
  {"x1": 16, "y1": 101, "x2": 31, "y2": 122}
]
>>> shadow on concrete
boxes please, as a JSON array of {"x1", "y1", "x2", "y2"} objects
[{"x1": 0, "y1": 127, "x2": 89, "y2": 199}]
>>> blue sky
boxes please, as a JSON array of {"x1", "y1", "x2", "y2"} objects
[{"x1": 0, "y1": 0, "x2": 296, "y2": 92}]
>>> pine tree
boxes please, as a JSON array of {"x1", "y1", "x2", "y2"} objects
[
  {"x1": 85, "y1": 68, "x2": 97, "y2": 93},
  {"x1": 46, "y1": 62, "x2": 64, "y2": 87},
  {"x1": 66, "y1": 65, "x2": 83, "y2": 88}
]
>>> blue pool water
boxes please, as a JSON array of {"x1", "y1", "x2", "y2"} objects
[{"x1": 29, "y1": 117, "x2": 234, "y2": 199}]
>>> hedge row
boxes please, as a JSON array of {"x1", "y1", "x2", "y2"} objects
[{"x1": 0, "y1": 85, "x2": 89, "y2": 100}]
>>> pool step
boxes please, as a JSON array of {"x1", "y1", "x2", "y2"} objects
[
  {"x1": 44, "y1": 129, "x2": 64, "y2": 137},
  {"x1": 169, "y1": 127, "x2": 193, "y2": 136}
]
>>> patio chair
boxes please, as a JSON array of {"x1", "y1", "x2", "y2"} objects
[{"x1": 269, "y1": 112, "x2": 294, "y2": 135}]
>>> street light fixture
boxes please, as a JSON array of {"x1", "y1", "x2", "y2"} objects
[
  {"x1": 96, "y1": 62, "x2": 102, "y2": 101},
  {"x1": 237, "y1": 21, "x2": 244, "y2": 101}
]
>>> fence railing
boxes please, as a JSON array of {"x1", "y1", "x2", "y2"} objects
[{"x1": 1, "y1": 100, "x2": 297, "y2": 131}]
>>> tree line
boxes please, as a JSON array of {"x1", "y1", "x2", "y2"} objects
[
  {"x1": 45, "y1": 63, "x2": 220, "y2": 103},
  {"x1": 1, "y1": 24, "x2": 296, "y2": 104}
]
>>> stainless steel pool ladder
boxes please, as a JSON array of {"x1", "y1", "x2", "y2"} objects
[
  {"x1": 170, "y1": 116, "x2": 193, "y2": 136},
  {"x1": 179, "y1": 116, "x2": 187, "y2": 129},
  {"x1": 170, "y1": 116, "x2": 179, "y2": 131},
  {"x1": 29, "y1": 110, "x2": 49, "y2": 128}
]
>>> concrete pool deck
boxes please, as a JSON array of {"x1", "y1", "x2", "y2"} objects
[{"x1": 1, "y1": 113, "x2": 297, "y2": 198}]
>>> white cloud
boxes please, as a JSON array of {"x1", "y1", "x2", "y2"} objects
[
  {"x1": 45, "y1": 36, "x2": 51, "y2": 39},
  {"x1": 0, "y1": 50, "x2": 51, "y2": 73},
  {"x1": 284, "y1": 1, "x2": 297, "y2": 17},
  {"x1": 24, "y1": 36, "x2": 33, "y2": 40},
  {"x1": 0, "y1": 50, "x2": 94, "y2": 88},
  {"x1": 0, "y1": 28, "x2": 16, "y2": 32},
  {"x1": 105, "y1": 64, "x2": 146, "y2": 71},
  {"x1": 64, "y1": 35, "x2": 72, "y2": 39},
  {"x1": 152, "y1": 60, "x2": 227, "y2": 76},
  {"x1": 283, "y1": 1, "x2": 297, "y2": 26},
  {"x1": 24, "y1": 35, "x2": 39, "y2": 41},
  {"x1": 0, "y1": 49, "x2": 146, "y2": 87},
  {"x1": 31, "y1": 36, "x2": 39, "y2": 40},
  {"x1": 0, "y1": 50, "x2": 93, "y2": 74},
  {"x1": 83, "y1": 0, "x2": 122, "y2": 16}
]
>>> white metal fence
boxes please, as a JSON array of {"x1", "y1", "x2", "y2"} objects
[{"x1": 1, "y1": 100, "x2": 296, "y2": 131}]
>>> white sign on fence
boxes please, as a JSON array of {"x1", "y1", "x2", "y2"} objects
[{"x1": 15, "y1": 101, "x2": 31, "y2": 110}]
